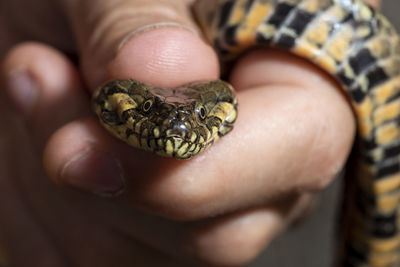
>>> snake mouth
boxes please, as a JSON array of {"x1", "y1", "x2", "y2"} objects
[
  {"x1": 152, "y1": 121, "x2": 212, "y2": 159},
  {"x1": 155, "y1": 136, "x2": 211, "y2": 159}
]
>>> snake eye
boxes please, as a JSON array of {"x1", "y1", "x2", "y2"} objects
[
  {"x1": 197, "y1": 105, "x2": 207, "y2": 120},
  {"x1": 142, "y1": 99, "x2": 153, "y2": 113}
]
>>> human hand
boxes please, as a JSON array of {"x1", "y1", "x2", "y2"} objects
[{"x1": 0, "y1": 0, "x2": 380, "y2": 266}]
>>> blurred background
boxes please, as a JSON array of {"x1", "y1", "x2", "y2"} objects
[{"x1": 251, "y1": 2, "x2": 400, "y2": 267}]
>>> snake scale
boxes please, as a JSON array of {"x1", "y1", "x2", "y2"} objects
[
  {"x1": 95, "y1": 0, "x2": 400, "y2": 266},
  {"x1": 1, "y1": 0, "x2": 399, "y2": 266}
]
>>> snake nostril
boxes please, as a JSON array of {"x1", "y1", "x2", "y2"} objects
[{"x1": 168, "y1": 122, "x2": 188, "y2": 138}]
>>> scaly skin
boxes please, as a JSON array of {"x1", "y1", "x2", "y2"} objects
[{"x1": 92, "y1": 79, "x2": 238, "y2": 159}]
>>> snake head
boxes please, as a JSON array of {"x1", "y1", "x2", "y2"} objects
[{"x1": 93, "y1": 79, "x2": 238, "y2": 159}]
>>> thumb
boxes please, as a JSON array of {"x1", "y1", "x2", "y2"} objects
[{"x1": 61, "y1": 0, "x2": 219, "y2": 89}]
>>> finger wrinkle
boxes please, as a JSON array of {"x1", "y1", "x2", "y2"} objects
[
  {"x1": 118, "y1": 22, "x2": 198, "y2": 52},
  {"x1": 83, "y1": 4, "x2": 195, "y2": 57}
]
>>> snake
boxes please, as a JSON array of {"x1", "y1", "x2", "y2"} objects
[
  {"x1": 92, "y1": 79, "x2": 238, "y2": 159},
  {"x1": 0, "y1": 0, "x2": 399, "y2": 266},
  {"x1": 94, "y1": 1, "x2": 400, "y2": 266}
]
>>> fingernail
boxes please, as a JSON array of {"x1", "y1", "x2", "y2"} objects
[
  {"x1": 61, "y1": 148, "x2": 125, "y2": 197},
  {"x1": 118, "y1": 22, "x2": 198, "y2": 51},
  {"x1": 6, "y1": 70, "x2": 37, "y2": 116}
]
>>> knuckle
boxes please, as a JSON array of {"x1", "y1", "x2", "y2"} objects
[
  {"x1": 187, "y1": 211, "x2": 275, "y2": 266},
  {"x1": 295, "y1": 92, "x2": 355, "y2": 192},
  {"x1": 151, "y1": 183, "x2": 222, "y2": 221}
]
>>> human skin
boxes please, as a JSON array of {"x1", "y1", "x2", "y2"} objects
[{"x1": 0, "y1": 0, "x2": 380, "y2": 266}]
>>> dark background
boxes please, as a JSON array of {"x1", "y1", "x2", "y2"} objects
[{"x1": 251, "y1": 2, "x2": 400, "y2": 267}]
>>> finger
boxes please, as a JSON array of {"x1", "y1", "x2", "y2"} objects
[
  {"x1": 1, "y1": 42, "x2": 89, "y2": 149},
  {"x1": 61, "y1": 0, "x2": 219, "y2": 88}
]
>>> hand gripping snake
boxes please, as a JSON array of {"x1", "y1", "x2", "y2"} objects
[
  {"x1": 1, "y1": 0, "x2": 399, "y2": 266},
  {"x1": 92, "y1": 1, "x2": 400, "y2": 266}
]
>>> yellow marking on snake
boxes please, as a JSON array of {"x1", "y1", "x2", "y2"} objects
[
  {"x1": 375, "y1": 174, "x2": 400, "y2": 194},
  {"x1": 377, "y1": 192, "x2": 400, "y2": 213},
  {"x1": 373, "y1": 77, "x2": 400, "y2": 105},
  {"x1": 376, "y1": 123, "x2": 400, "y2": 145},
  {"x1": 374, "y1": 99, "x2": 400, "y2": 125},
  {"x1": 237, "y1": 2, "x2": 271, "y2": 46}
]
